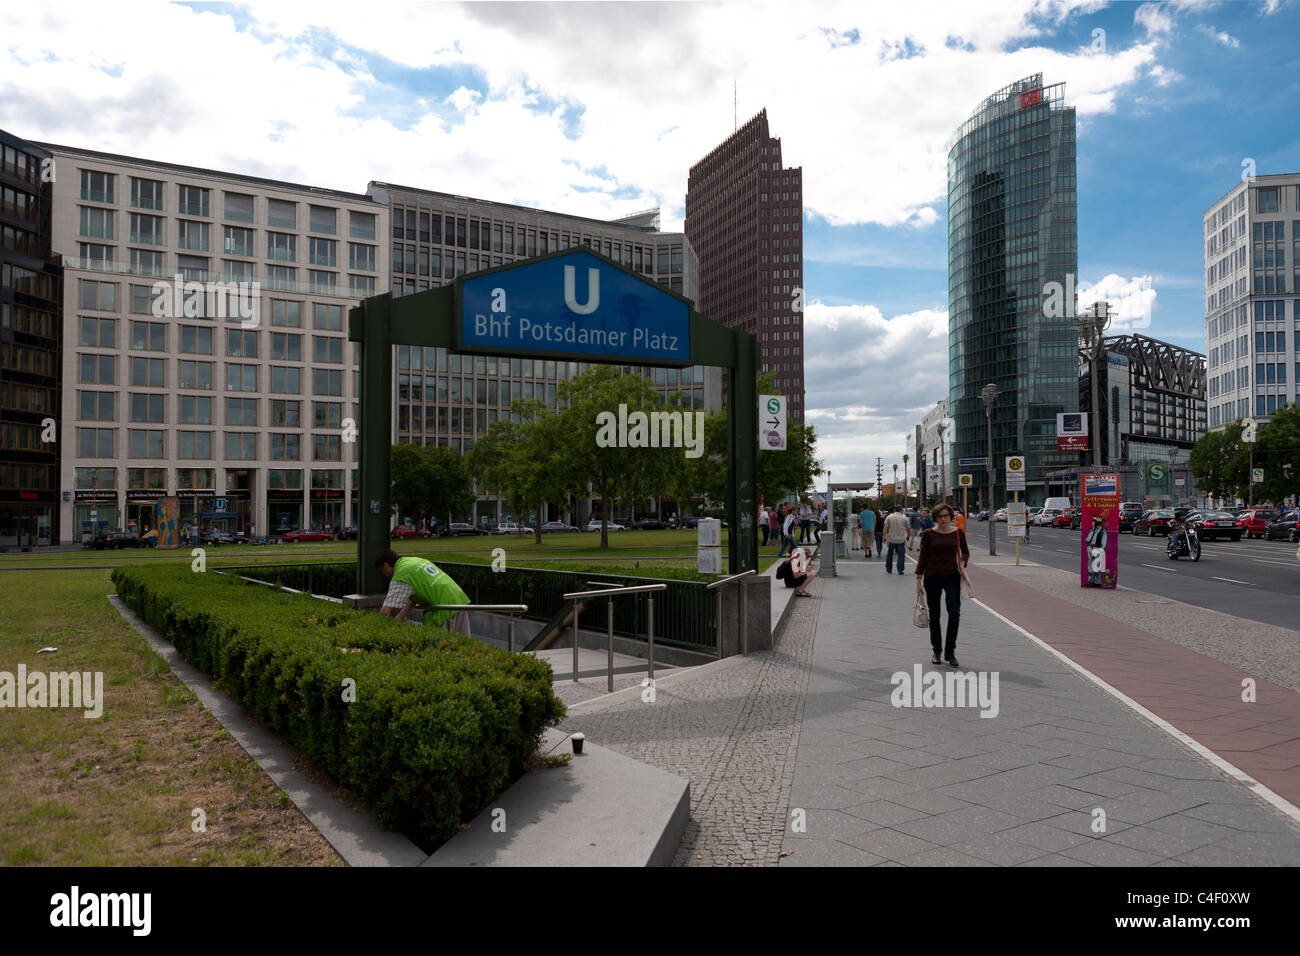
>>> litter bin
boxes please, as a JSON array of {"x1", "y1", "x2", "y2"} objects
[{"x1": 821, "y1": 532, "x2": 836, "y2": 578}]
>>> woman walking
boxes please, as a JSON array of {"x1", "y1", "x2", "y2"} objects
[{"x1": 915, "y1": 503, "x2": 971, "y2": 667}]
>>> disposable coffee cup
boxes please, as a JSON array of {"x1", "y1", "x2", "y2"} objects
[{"x1": 571, "y1": 732, "x2": 585, "y2": 755}]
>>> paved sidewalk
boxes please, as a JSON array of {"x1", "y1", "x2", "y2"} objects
[{"x1": 779, "y1": 554, "x2": 1300, "y2": 866}]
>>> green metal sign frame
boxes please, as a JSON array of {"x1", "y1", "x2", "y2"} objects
[{"x1": 348, "y1": 247, "x2": 759, "y2": 595}]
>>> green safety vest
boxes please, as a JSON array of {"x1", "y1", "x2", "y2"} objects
[{"x1": 392, "y1": 557, "x2": 469, "y2": 627}]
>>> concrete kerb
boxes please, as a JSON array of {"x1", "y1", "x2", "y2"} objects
[{"x1": 107, "y1": 594, "x2": 427, "y2": 867}]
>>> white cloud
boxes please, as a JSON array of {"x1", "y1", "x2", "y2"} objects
[
  {"x1": 1196, "y1": 24, "x2": 1241, "y2": 47},
  {"x1": 1076, "y1": 273, "x2": 1160, "y2": 332},
  {"x1": 1135, "y1": 2, "x2": 1176, "y2": 35},
  {"x1": 0, "y1": 0, "x2": 1159, "y2": 230},
  {"x1": 1147, "y1": 64, "x2": 1184, "y2": 86},
  {"x1": 803, "y1": 301, "x2": 949, "y2": 476}
]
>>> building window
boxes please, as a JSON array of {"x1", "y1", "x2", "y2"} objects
[
  {"x1": 130, "y1": 213, "x2": 164, "y2": 245},
  {"x1": 128, "y1": 429, "x2": 164, "y2": 458},
  {"x1": 226, "y1": 328, "x2": 258, "y2": 358},
  {"x1": 309, "y1": 205, "x2": 337, "y2": 235},
  {"x1": 348, "y1": 275, "x2": 375, "y2": 297},
  {"x1": 179, "y1": 360, "x2": 213, "y2": 390},
  {"x1": 79, "y1": 279, "x2": 117, "y2": 311},
  {"x1": 271, "y1": 400, "x2": 301, "y2": 427},
  {"x1": 272, "y1": 300, "x2": 302, "y2": 328},
  {"x1": 313, "y1": 368, "x2": 343, "y2": 396},
  {"x1": 78, "y1": 390, "x2": 114, "y2": 421},
  {"x1": 79, "y1": 316, "x2": 116, "y2": 348},
  {"x1": 271, "y1": 332, "x2": 301, "y2": 360},
  {"x1": 130, "y1": 393, "x2": 165, "y2": 423},
  {"x1": 224, "y1": 225, "x2": 254, "y2": 256},
  {"x1": 313, "y1": 434, "x2": 342, "y2": 461},
  {"x1": 313, "y1": 401, "x2": 342, "y2": 429},
  {"x1": 178, "y1": 185, "x2": 210, "y2": 217},
  {"x1": 224, "y1": 192, "x2": 254, "y2": 224},
  {"x1": 79, "y1": 206, "x2": 114, "y2": 239},
  {"x1": 131, "y1": 321, "x2": 166, "y2": 351},
  {"x1": 226, "y1": 363, "x2": 256, "y2": 391},
  {"x1": 349, "y1": 211, "x2": 376, "y2": 240},
  {"x1": 309, "y1": 270, "x2": 336, "y2": 295},
  {"x1": 271, "y1": 366, "x2": 301, "y2": 393},
  {"x1": 178, "y1": 431, "x2": 213, "y2": 459},
  {"x1": 224, "y1": 432, "x2": 257, "y2": 460},
  {"x1": 270, "y1": 433, "x2": 300, "y2": 460},
  {"x1": 79, "y1": 243, "x2": 113, "y2": 271},
  {"x1": 348, "y1": 242, "x2": 376, "y2": 272},
  {"x1": 79, "y1": 354, "x2": 116, "y2": 385},
  {"x1": 309, "y1": 238, "x2": 336, "y2": 266},
  {"x1": 179, "y1": 395, "x2": 213, "y2": 424},
  {"x1": 129, "y1": 248, "x2": 165, "y2": 277},
  {"x1": 1257, "y1": 188, "x2": 1279, "y2": 214},
  {"x1": 131, "y1": 357, "x2": 165, "y2": 387},
  {"x1": 313, "y1": 303, "x2": 342, "y2": 330},
  {"x1": 267, "y1": 231, "x2": 296, "y2": 262},
  {"x1": 77, "y1": 427, "x2": 114, "y2": 457},
  {"x1": 177, "y1": 219, "x2": 210, "y2": 251},
  {"x1": 267, "y1": 198, "x2": 296, "y2": 229},
  {"x1": 313, "y1": 336, "x2": 342, "y2": 364},
  {"x1": 266, "y1": 265, "x2": 295, "y2": 291},
  {"x1": 80, "y1": 170, "x2": 115, "y2": 204}
]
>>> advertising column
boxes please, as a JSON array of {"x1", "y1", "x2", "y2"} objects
[{"x1": 1080, "y1": 473, "x2": 1120, "y2": 588}]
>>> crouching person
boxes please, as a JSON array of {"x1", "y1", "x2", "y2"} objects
[
  {"x1": 776, "y1": 547, "x2": 813, "y2": 597},
  {"x1": 375, "y1": 549, "x2": 471, "y2": 635}
]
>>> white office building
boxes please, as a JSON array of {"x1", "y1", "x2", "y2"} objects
[{"x1": 1204, "y1": 173, "x2": 1299, "y2": 432}]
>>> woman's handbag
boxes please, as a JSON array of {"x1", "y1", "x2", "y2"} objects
[
  {"x1": 960, "y1": 570, "x2": 975, "y2": 600},
  {"x1": 912, "y1": 593, "x2": 929, "y2": 629}
]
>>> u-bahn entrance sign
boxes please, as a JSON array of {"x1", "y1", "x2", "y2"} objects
[{"x1": 348, "y1": 248, "x2": 759, "y2": 595}]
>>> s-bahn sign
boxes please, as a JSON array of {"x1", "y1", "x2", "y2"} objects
[{"x1": 457, "y1": 250, "x2": 691, "y2": 365}]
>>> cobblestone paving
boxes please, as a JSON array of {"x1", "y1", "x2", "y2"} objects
[{"x1": 557, "y1": 577, "x2": 821, "y2": 866}]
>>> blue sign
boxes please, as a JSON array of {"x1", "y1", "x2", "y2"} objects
[
  {"x1": 958, "y1": 457, "x2": 988, "y2": 467},
  {"x1": 458, "y1": 250, "x2": 691, "y2": 364}
]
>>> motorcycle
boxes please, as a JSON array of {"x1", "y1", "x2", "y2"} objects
[{"x1": 1167, "y1": 525, "x2": 1201, "y2": 561}]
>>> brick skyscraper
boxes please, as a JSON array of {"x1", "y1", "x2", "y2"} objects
[{"x1": 686, "y1": 108, "x2": 804, "y2": 422}]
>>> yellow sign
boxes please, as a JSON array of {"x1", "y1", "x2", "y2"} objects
[{"x1": 958, "y1": 474, "x2": 973, "y2": 486}]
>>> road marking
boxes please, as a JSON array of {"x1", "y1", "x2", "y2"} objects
[
  {"x1": 971, "y1": 600, "x2": 1300, "y2": 828},
  {"x1": 1210, "y1": 576, "x2": 1256, "y2": 586},
  {"x1": 1139, "y1": 563, "x2": 1177, "y2": 572}
]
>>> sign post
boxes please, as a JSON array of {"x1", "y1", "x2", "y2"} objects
[
  {"x1": 958, "y1": 473, "x2": 972, "y2": 521},
  {"x1": 1006, "y1": 456, "x2": 1026, "y2": 565},
  {"x1": 759, "y1": 394, "x2": 787, "y2": 451}
]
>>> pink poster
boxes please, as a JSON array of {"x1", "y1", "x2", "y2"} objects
[{"x1": 1080, "y1": 474, "x2": 1119, "y2": 588}]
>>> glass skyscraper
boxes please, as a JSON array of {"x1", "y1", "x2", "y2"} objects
[{"x1": 947, "y1": 74, "x2": 1078, "y2": 507}]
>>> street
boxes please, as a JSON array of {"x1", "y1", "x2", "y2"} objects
[{"x1": 972, "y1": 521, "x2": 1300, "y2": 631}]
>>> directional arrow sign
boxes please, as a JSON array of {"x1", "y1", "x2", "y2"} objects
[{"x1": 759, "y1": 394, "x2": 786, "y2": 451}]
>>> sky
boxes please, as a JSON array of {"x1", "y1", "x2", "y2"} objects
[{"x1": 3, "y1": 0, "x2": 1299, "y2": 487}]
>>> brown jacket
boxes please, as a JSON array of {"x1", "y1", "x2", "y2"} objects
[{"x1": 914, "y1": 528, "x2": 970, "y2": 577}]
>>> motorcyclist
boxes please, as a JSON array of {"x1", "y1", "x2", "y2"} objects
[{"x1": 1168, "y1": 508, "x2": 1192, "y2": 553}]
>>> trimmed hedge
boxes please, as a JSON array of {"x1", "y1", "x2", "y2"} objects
[{"x1": 112, "y1": 564, "x2": 566, "y2": 850}]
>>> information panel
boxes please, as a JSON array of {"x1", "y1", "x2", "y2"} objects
[
  {"x1": 458, "y1": 250, "x2": 691, "y2": 364},
  {"x1": 1080, "y1": 473, "x2": 1120, "y2": 589}
]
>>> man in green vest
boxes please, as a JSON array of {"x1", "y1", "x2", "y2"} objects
[{"x1": 374, "y1": 549, "x2": 471, "y2": 634}]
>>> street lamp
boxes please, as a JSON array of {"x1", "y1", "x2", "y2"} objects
[
  {"x1": 935, "y1": 421, "x2": 948, "y2": 505},
  {"x1": 981, "y1": 382, "x2": 999, "y2": 556},
  {"x1": 902, "y1": 453, "x2": 910, "y2": 508},
  {"x1": 1078, "y1": 301, "x2": 1112, "y2": 470},
  {"x1": 892, "y1": 464, "x2": 898, "y2": 508}
]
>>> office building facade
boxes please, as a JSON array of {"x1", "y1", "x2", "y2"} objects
[
  {"x1": 1204, "y1": 174, "x2": 1299, "y2": 431},
  {"x1": 685, "y1": 108, "x2": 805, "y2": 422},
  {"x1": 44, "y1": 143, "x2": 386, "y2": 542},
  {"x1": 947, "y1": 74, "x2": 1078, "y2": 508},
  {"x1": 1, "y1": 129, "x2": 63, "y2": 546}
]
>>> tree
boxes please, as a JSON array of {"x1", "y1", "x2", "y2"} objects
[
  {"x1": 554, "y1": 366, "x2": 680, "y2": 549},
  {"x1": 390, "y1": 442, "x2": 472, "y2": 529},
  {"x1": 1255, "y1": 402, "x2": 1300, "y2": 504},
  {"x1": 468, "y1": 399, "x2": 567, "y2": 545},
  {"x1": 1189, "y1": 422, "x2": 1248, "y2": 503}
]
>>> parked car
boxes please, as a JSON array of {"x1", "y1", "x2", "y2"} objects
[
  {"x1": 441, "y1": 522, "x2": 487, "y2": 536},
  {"x1": 495, "y1": 523, "x2": 535, "y2": 535},
  {"x1": 391, "y1": 524, "x2": 430, "y2": 539},
  {"x1": 336, "y1": 526, "x2": 358, "y2": 540},
  {"x1": 584, "y1": 520, "x2": 625, "y2": 532},
  {"x1": 1027, "y1": 508, "x2": 1044, "y2": 526},
  {"x1": 1190, "y1": 510, "x2": 1244, "y2": 542},
  {"x1": 634, "y1": 519, "x2": 670, "y2": 530},
  {"x1": 282, "y1": 528, "x2": 335, "y2": 543},
  {"x1": 1118, "y1": 502, "x2": 1145, "y2": 533},
  {"x1": 1264, "y1": 511, "x2": 1300, "y2": 542},
  {"x1": 201, "y1": 529, "x2": 245, "y2": 546},
  {"x1": 994, "y1": 509, "x2": 1007, "y2": 522},
  {"x1": 1237, "y1": 509, "x2": 1277, "y2": 539},
  {"x1": 1052, "y1": 509, "x2": 1075, "y2": 529},
  {"x1": 977, "y1": 510, "x2": 990, "y2": 521},
  {"x1": 1036, "y1": 508, "x2": 1063, "y2": 527},
  {"x1": 93, "y1": 530, "x2": 145, "y2": 550},
  {"x1": 1133, "y1": 510, "x2": 1175, "y2": 536},
  {"x1": 540, "y1": 521, "x2": 580, "y2": 533}
]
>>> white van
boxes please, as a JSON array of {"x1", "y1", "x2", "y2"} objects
[{"x1": 1042, "y1": 496, "x2": 1073, "y2": 513}]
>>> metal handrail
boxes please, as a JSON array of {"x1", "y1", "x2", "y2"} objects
[
  {"x1": 562, "y1": 583, "x2": 668, "y2": 691},
  {"x1": 706, "y1": 569, "x2": 756, "y2": 655},
  {"x1": 422, "y1": 602, "x2": 529, "y2": 651}
]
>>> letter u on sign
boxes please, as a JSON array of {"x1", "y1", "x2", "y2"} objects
[{"x1": 564, "y1": 266, "x2": 599, "y2": 315}]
